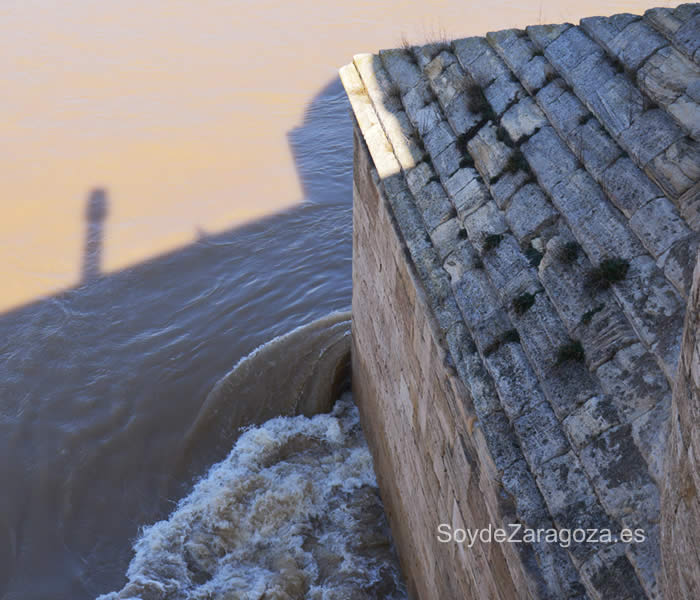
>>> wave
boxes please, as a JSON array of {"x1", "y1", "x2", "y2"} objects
[{"x1": 98, "y1": 313, "x2": 406, "y2": 599}]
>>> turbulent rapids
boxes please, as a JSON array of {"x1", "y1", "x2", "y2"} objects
[{"x1": 99, "y1": 314, "x2": 406, "y2": 599}]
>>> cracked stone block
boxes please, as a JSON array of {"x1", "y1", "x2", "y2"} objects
[
  {"x1": 433, "y1": 142, "x2": 463, "y2": 179},
  {"x1": 513, "y1": 400, "x2": 570, "y2": 474},
  {"x1": 519, "y1": 55, "x2": 552, "y2": 94},
  {"x1": 424, "y1": 50, "x2": 457, "y2": 81},
  {"x1": 659, "y1": 233, "x2": 700, "y2": 297},
  {"x1": 674, "y1": 14, "x2": 700, "y2": 61},
  {"x1": 452, "y1": 36, "x2": 489, "y2": 69},
  {"x1": 631, "y1": 398, "x2": 671, "y2": 485},
  {"x1": 379, "y1": 48, "x2": 422, "y2": 92},
  {"x1": 484, "y1": 340, "x2": 547, "y2": 419},
  {"x1": 444, "y1": 167, "x2": 478, "y2": 198},
  {"x1": 667, "y1": 93, "x2": 700, "y2": 139},
  {"x1": 537, "y1": 82, "x2": 589, "y2": 135},
  {"x1": 425, "y1": 120, "x2": 456, "y2": 158},
  {"x1": 619, "y1": 109, "x2": 684, "y2": 167},
  {"x1": 413, "y1": 180, "x2": 456, "y2": 231},
  {"x1": 526, "y1": 23, "x2": 572, "y2": 50},
  {"x1": 535, "y1": 451, "x2": 614, "y2": 561},
  {"x1": 579, "y1": 424, "x2": 659, "y2": 521},
  {"x1": 622, "y1": 522, "x2": 661, "y2": 600},
  {"x1": 484, "y1": 75, "x2": 524, "y2": 116},
  {"x1": 453, "y1": 176, "x2": 490, "y2": 221},
  {"x1": 406, "y1": 160, "x2": 438, "y2": 196},
  {"x1": 637, "y1": 45, "x2": 699, "y2": 107},
  {"x1": 564, "y1": 395, "x2": 621, "y2": 450},
  {"x1": 568, "y1": 119, "x2": 622, "y2": 179},
  {"x1": 488, "y1": 29, "x2": 536, "y2": 74},
  {"x1": 542, "y1": 358, "x2": 602, "y2": 421},
  {"x1": 579, "y1": 14, "x2": 641, "y2": 47},
  {"x1": 480, "y1": 410, "x2": 524, "y2": 471},
  {"x1": 629, "y1": 196, "x2": 692, "y2": 259},
  {"x1": 605, "y1": 19, "x2": 668, "y2": 71},
  {"x1": 430, "y1": 217, "x2": 462, "y2": 260},
  {"x1": 574, "y1": 301, "x2": 639, "y2": 370},
  {"x1": 407, "y1": 101, "x2": 443, "y2": 138},
  {"x1": 593, "y1": 75, "x2": 646, "y2": 138},
  {"x1": 600, "y1": 156, "x2": 663, "y2": 218},
  {"x1": 500, "y1": 459, "x2": 551, "y2": 527},
  {"x1": 648, "y1": 137, "x2": 700, "y2": 201},
  {"x1": 551, "y1": 169, "x2": 645, "y2": 262},
  {"x1": 506, "y1": 183, "x2": 558, "y2": 243},
  {"x1": 482, "y1": 234, "x2": 531, "y2": 291},
  {"x1": 521, "y1": 126, "x2": 580, "y2": 190},
  {"x1": 595, "y1": 343, "x2": 671, "y2": 422},
  {"x1": 644, "y1": 7, "x2": 682, "y2": 39},
  {"x1": 446, "y1": 320, "x2": 501, "y2": 417},
  {"x1": 450, "y1": 262, "x2": 502, "y2": 328},
  {"x1": 460, "y1": 44, "x2": 510, "y2": 88},
  {"x1": 612, "y1": 255, "x2": 682, "y2": 350},
  {"x1": 500, "y1": 96, "x2": 548, "y2": 143},
  {"x1": 490, "y1": 169, "x2": 530, "y2": 210},
  {"x1": 462, "y1": 200, "x2": 507, "y2": 243},
  {"x1": 579, "y1": 544, "x2": 647, "y2": 600},
  {"x1": 545, "y1": 26, "x2": 605, "y2": 75},
  {"x1": 467, "y1": 123, "x2": 513, "y2": 182},
  {"x1": 443, "y1": 91, "x2": 483, "y2": 136},
  {"x1": 419, "y1": 267, "x2": 463, "y2": 332}
]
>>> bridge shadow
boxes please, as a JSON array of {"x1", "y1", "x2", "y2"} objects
[{"x1": 0, "y1": 76, "x2": 353, "y2": 600}]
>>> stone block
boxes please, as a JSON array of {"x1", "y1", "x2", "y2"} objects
[
  {"x1": 513, "y1": 400, "x2": 570, "y2": 474},
  {"x1": 450, "y1": 264, "x2": 502, "y2": 329},
  {"x1": 659, "y1": 233, "x2": 700, "y2": 297},
  {"x1": 594, "y1": 75, "x2": 646, "y2": 138},
  {"x1": 580, "y1": 14, "x2": 641, "y2": 47},
  {"x1": 619, "y1": 109, "x2": 684, "y2": 167},
  {"x1": 430, "y1": 217, "x2": 462, "y2": 260},
  {"x1": 667, "y1": 93, "x2": 700, "y2": 139},
  {"x1": 629, "y1": 196, "x2": 692, "y2": 259},
  {"x1": 487, "y1": 29, "x2": 536, "y2": 74},
  {"x1": 579, "y1": 424, "x2": 659, "y2": 521},
  {"x1": 535, "y1": 451, "x2": 614, "y2": 560},
  {"x1": 489, "y1": 169, "x2": 530, "y2": 210},
  {"x1": 484, "y1": 76, "x2": 524, "y2": 116},
  {"x1": 424, "y1": 120, "x2": 456, "y2": 158},
  {"x1": 484, "y1": 340, "x2": 547, "y2": 419},
  {"x1": 526, "y1": 23, "x2": 571, "y2": 50},
  {"x1": 462, "y1": 201, "x2": 507, "y2": 243},
  {"x1": 500, "y1": 96, "x2": 548, "y2": 143},
  {"x1": 568, "y1": 119, "x2": 622, "y2": 180},
  {"x1": 444, "y1": 167, "x2": 478, "y2": 198},
  {"x1": 579, "y1": 544, "x2": 647, "y2": 599},
  {"x1": 413, "y1": 180, "x2": 455, "y2": 231},
  {"x1": 644, "y1": 7, "x2": 681, "y2": 39},
  {"x1": 563, "y1": 395, "x2": 621, "y2": 450},
  {"x1": 519, "y1": 55, "x2": 552, "y2": 94},
  {"x1": 406, "y1": 160, "x2": 437, "y2": 196},
  {"x1": 500, "y1": 459, "x2": 550, "y2": 527},
  {"x1": 595, "y1": 343, "x2": 671, "y2": 422},
  {"x1": 379, "y1": 48, "x2": 422, "y2": 92},
  {"x1": 480, "y1": 410, "x2": 523, "y2": 471},
  {"x1": 453, "y1": 176, "x2": 490, "y2": 221},
  {"x1": 551, "y1": 169, "x2": 645, "y2": 262},
  {"x1": 430, "y1": 62, "x2": 467, "y2": 108},
  {"x1": 537, "y1": 83, "x2": 589, "y2": 136},
  {"x1": 600, "y1": 156, "x2": 663, "y2": 218},
  {"x1": 467, "y1": 123, "x2": 512, "y2": 182},
  {"x1": 630, "y1": 398, "x2": 671, "y2": 485},
  {"x1": 432, "y1": 142, "x2": 462, "y2": 179},
  {"x1": 545, "y1": 26, "x2": 605, "y2": 75},
  {"x1": 452, "y1": 36, "x2": 489, "y2": 70},
  {"x1": 460, "y1": 44, "x2": 510, "y2": 88},
  {"x1": 482, "y1": 235, "x2": 531, "y2": 291},
  {"x1": 648, "y1": 137, "x2": 700, "y2": 201},
  {"x1": 674, "y1": 14, "x2": 700, "y2": 61},
  {"x1": 606, "y1": 19, "x2": 668, "y2": 71},
  {"x1": 637, "y1": 45, "x2": 699, "y2": 107},
  {"x1": 505, "y1": 184, "x2": 558, "y2": 243},
  {"x1": 521, "y1": 126, "x2": 580, "y2": 190},
  {"x1": 443, "y1": 91, "x2": 483, "y2": 136}
]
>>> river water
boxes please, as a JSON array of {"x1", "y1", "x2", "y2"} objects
[{"x1": 0, "y1": 1, "x2": 679, "y2": 598}]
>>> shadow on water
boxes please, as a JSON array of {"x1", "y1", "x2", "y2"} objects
[{"x1": 0, "y1": 76, "x2": 353, "y2": 600}]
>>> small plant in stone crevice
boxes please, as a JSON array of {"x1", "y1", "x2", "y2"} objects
[
  {"x1": 401, "y1": 38, "x2": 419, "y2": 66},
  {"x1": 459, "y1": 156, "x2": 475, "y2": 169},
  {"x1": 580, "y1": 303, "x2": 605, "y2": 325},
  {"x1": 610, "y1": 56, "x2": 626, "y2": 74},
  {"x1": 525, "y1": 245, "x2": 543, "y2": 267},
  {"x1": 578, "y1": 113, "x2": 593, "y2": 127},
  {"x1": 556, "y1": 339, "x2": 585, "y2": 365},
  {"x1": 482, "y1": 232, "x2": 504, "y2": 252},
  {"x1": 386, "y1": 81, "x2": 403, "y2": 102},
  {"x1": 532, "y1": 49, "x2": 544, "y2": 57},
  {"x1": 456, "y1": 133, "x2": 471, "y2": 155},
  {"x1": 496, "y1": 125, "x2": 516, "y2": 148},
  {"x1": 484, "y1": 329, "x2": 521, "y2": 356},
  {"x1": 466, "y1": 84, "x2": 489, "y2": 114},
  {"x1": 559, "y1": 241, "x2": 581, "y2": 265},
  {"x1": 503, "y1": 150, "x2": 530, "y2": 175},
  {"x1": 513, "y1": 292, "x2": 537, "y2": 316},
  {"x1": 585, "y1": 257, "x2": 630, "y2": 291},
  {"x1": 544, "y1": 70, "x2": 558, "y2": 84},
  {"x1": 426, "y1": 174, "x2": 441, "y2": 185}
]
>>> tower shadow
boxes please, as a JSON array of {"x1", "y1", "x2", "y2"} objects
[{"x1": 82, "y1": 188, "x2": 109, "y2": 283}]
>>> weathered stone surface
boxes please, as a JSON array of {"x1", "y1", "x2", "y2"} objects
[
  {"x1": 521, "y1": 126, "x2": 579, "y2": 190},
  {"x1": 424, "y1": 119, "x2": 456, "y2": 158},
  {"x1": 637, "y1": 45, "x2": 700, "y2": 106},
  {"x1": 467, "y1": 123, "x2": 513, "y2": 182},
  {"x1": 481, "y1": 234, "x2": 531, "y2": 291},
  {"x1": 659, "y1": 232, "x2": 700, "y2": 296},
  {"x1": 536, "y1": 80, "x2": 589, "y2": 135},
  {"x1": 431, "y1": 217, "x2": 462, "y2": 260},
  {"x1": 452, "y1": 176, "x2": 490, "y2": 221},
  {"x1": 585, "y1": 17, "x2": 668, "y2": 71},
  {"x1": 526, "y1": 23, "x2": 571, "y2": 50},
  {"x1": 489, "y1": 169, "x2": 530, "y2": 210},
  {"x1": 484, "y1": 75, "x2": 524, "y2": 116},
  {"x1": 629, "y1": 196, "x2": 692, "y2": 258},
  {"x1": 519, "y1": 55, "x2": 553, "y2": 94},
  {"x1": 462, "y1": 200, "x2": 507, "y2": 244},
  {"x1": 487, "y1": 29, "x2": 536, "y2": 74},
  {"x1": 500, "y1": 96, "x2": 548, "y2": 143},
  {"x1": 505, "y1": 184, "x2": 558, "y2": 243},
  {"x1": 443, "y1": 91, "x2": 483, "y2": 136},
  {"x1": 413, "y1": 180, "x2": 456, "y2": 231},
  {"x1": 579, "y1": 544, "x2": 647, "y2": 600},
  {"x1": 563, "y1": 395, "x2": 621, "y2": 450},
  {"x1": 444, "y1": 166, "x2": 478, "y2": 198},
  {"x1": 618, "y1": 108, "x2": 684, "y2": 167},
  {"x1": 545, "y1": 26, "x2": 605, "y2": 75},
  {"x1": 600, "y1": 156, "x2": 663, "y2": 218},
  {"x1": 566, "y1": 118, "x2": 622, "y2": 180},
  {"x1": 379, "y1": 48, "x2": 422, "y2": 92},
  {"x1": 513, "y1": 400, "x2": 570, "y2": 473},
  {"x1": 648, "y1": 136, "x2": 700, "y2": 201},
  {"x1": 631, "y1": 397, "x2": 671, "y2": 485},
  {"x1": 480, "y1": 410, "x2": 523, "y2": 471},
  {"x1": 458, "y1": 42, "x2": 510, "y2": 87},
  {"x1": 406, "y1": 160, "x2": 437, "y2": 196},
  {"x1": 432, "y1": 142, "x2": 462, "y2": 179},
  {"x1": 644, "y1": 7, "x2": 682, "y2": 41},
  {"x1": 661, "y1": 252, "x2": 700, "y2": 600}
]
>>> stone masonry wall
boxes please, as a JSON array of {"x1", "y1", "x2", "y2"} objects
[
  {"x1": 661, "y1": 252, "x2": 700, "y2": 599},
  {"x1": 343, "y1": 5, "x2": 698, "y2": 599}
]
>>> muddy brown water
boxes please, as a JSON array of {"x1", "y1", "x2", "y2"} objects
[{"x1": 0, "y1": 1, "x2": 679, "y2": 597}]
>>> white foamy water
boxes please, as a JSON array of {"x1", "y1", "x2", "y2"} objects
[{"x1": 98, "y1": 393, "x2": 406, "y2": 600}]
